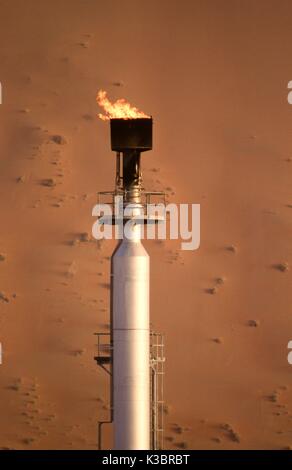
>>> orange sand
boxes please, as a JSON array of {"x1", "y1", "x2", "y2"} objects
[{"x1": 0, "y1": 0, "x2": 292, "y2": 450}]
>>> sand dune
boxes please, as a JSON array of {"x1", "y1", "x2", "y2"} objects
[{"x1": 1, "y1": 0, "x2": 292, "y2": 450}]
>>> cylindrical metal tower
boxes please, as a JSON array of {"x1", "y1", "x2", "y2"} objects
[
  {"x1": 95, "y1": 117, "x2": 166, "y2": 450},
  {"x1": 111, "y1": 118, "x2": 152, "y2": 450},
  {"x1": 112, "y1": 221, "x2": 150, "y2": 449}
]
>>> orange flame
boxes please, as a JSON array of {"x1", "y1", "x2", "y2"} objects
[{"x1": 96, "y1": 90, "x2": 150, "y2": 120}]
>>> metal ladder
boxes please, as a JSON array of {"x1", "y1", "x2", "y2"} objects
[
  {"x1": 150, "y1": 332, "x2": 165, "y2": 450},
  {"x1": 94, "y1": 331, "x2": 165, "y2": 450}
]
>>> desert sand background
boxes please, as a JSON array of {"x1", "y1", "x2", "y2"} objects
[{"x1": 1, "y1": 0, "x2": 292, "y2": 450}]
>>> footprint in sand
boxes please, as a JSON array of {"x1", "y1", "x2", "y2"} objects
[
  {"x1": 206, "y1": 276, "x2": 226, "y2": 295},
  {"x1": 272, "y1": 262, "x2": 289, "y2": 273},
  {"x1": 21, "y1": 437, "x2": 35, "y2": 445},
  {"x1": 205, "y1": 287, "x2": 217, "y2": 295},
  {"x1": 225, "y1": 245, "x2": 237, "y2": 253},
  {"x1": 247, "y1": 319, "x2": 260, "y2": 327},
  {"x1": 40, "y1": 178, "x2": 56, "y2": 188},
  {"x1": 212, "y1": 337, "x2": 223, "y2": 344},
  {"x1": 220, "y1": 423, "x2": 240, "y2": 443},
  {"x1": 50, "y1": 135, "x2": 67, "y2": 145},
  {"x1": 174, "y1": 441, "x2": 188, "y2": 449},
  {"x1": 0, "y1": 292, "x2": 9, "y2": 303}
]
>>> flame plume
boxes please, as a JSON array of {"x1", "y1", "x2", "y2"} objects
[{"x1": 96, "y1": 90, "x2": 150, "y2": 120}]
